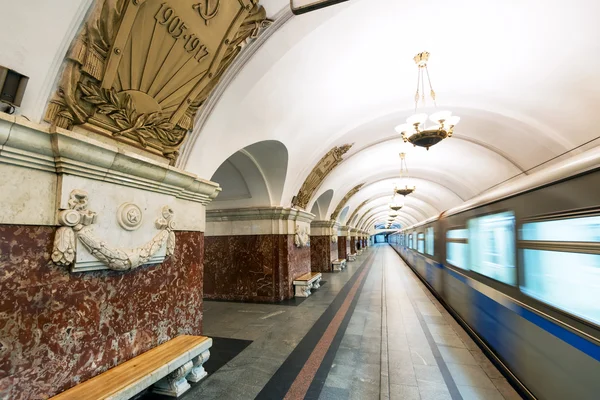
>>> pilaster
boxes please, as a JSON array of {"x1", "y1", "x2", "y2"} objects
[
  {"x1": 310, "y1": 220, "x2": 339, "y2": 272},
  {"x1": 204, "y1": 207, "x2": 315, "y2": 302}
]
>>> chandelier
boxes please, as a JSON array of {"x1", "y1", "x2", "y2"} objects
[
  {"x1": 389, "y1": 193, "x2": 403, "y2": 211},
  {"x1": 394, "y1": 153, "x2": 415, "y2": 196},
  {"x1": 395, "y1": 52, "x2": 460, "y2": 150}
]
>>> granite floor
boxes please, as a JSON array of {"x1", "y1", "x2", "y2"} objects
[{"x1": 178, "y1": 245, "x2": 523, "y2": 400}]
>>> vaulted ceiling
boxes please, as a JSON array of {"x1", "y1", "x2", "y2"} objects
[{"x1": 5, "y1": 0, "x2": 600, "y2": 231}]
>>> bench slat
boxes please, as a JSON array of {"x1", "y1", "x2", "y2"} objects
[
  {"x1": 52, "y1": 335, "x2": 209, "y2": 400},
  {"x1": 295, "y1": 272, "x2": 321, "y2": 281}
]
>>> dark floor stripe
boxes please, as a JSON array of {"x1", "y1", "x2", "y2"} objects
[
  {"x1": 394, "y1": 254, "x2": 463, "y2": 400},
  {"x1": 255, "y1": 250, "x2": 377, "y2": 400},
  {"x1": 304, "y1": 255, "x2": 376, "y2": 399}
]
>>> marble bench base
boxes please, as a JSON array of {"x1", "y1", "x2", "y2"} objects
[
  {"x1": 348, "y1": 253, "x2": 357, "y2": 261},
  {"x1": 332, "y1": 258, "x2": 347, "y2": 272},
  {"x1": 153, "y1": 349, "x2": 211, "y2": 397},
  {"x1": 293, "y1": 273, "x2": 322, "y2": 297}
]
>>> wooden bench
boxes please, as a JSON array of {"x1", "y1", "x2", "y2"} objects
[
  {"x1": 332, "y1": 258, "x2": 347, "y2": 272},
  {"x1": 51, "y1": 335, "x2": 212, "y2": 400},
  {"x1": 293, "y1": 272, "x2": 322, "y2": 297},
  {"x1": 348, "y1": 253, "x2": 357, "y2": 261}
]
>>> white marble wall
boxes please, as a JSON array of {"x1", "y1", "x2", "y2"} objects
[{"x1": 0, "y1": 114, "x2": 220, "y2": 231}]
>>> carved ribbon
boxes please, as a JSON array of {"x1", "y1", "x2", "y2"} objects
[{"x1": 52, "y1": 190, "x2": 176, "y2": 271}]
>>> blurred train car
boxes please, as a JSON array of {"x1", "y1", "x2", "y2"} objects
[{"x1": 388, "y1": 147, "x2": 600, "y2": 400}]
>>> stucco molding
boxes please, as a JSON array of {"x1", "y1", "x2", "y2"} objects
[
  {"x1": 52, "y1": 190, "x2": 176, "y2": 272},
  {"x1": 0, "y1": 114, "x2": 221, "y2": 205}
]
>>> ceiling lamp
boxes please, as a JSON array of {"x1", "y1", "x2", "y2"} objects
[
  {"x1": 389, "y1": 193, "x2": 403, "y2": 211},
  {"x1": 395, "y1": 52, "x2": 460, "y2": 150},
  {"x1": 395, "y1": 153, "x2": 415, "y2": 196}
]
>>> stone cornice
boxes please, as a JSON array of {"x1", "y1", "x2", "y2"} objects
[
  {"x1": 0, "y1": 114, "x2": 221, "y2": 205},
  {"x1": 207, "y1": 207, "x2": 315, "y2": 223},
  {"x1": 339, "y1": 225, "x2": 351, "y2": 236},
  {"x1": 311, "y1": 220, "x2": 337, "y2": 228},
  {"x1": 310, "y1": 219, "x2": 339, "y2": 236}
]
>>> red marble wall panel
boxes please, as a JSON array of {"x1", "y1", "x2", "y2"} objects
[
  {"x1": 0, "y1": 226, "x2": 204, "y2": 399},
  {"x1": 338, "y1": 236, "x2": 347, "y2": 260},
  {"x1": 310, "y1": 236, "x2": 332, "y2": 272},
  {"x1": 285, "y1": 236, "x2": 310, "y2": 297},
  {"x1": 350, "y1": 237, "x2": 357, "y2": 254},
  {"x1": 204, "y1": 234, "x2": 310, "y2": 303}
]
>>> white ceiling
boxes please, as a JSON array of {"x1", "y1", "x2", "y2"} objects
[
  {"x1": 182, "y1": 0, "x2": 600, "y2": 229},
  {"x1": 5, "y1": 0, "x2": 600, "y2": 231}
]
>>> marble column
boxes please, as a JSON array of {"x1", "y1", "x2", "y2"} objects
[
  {"x1": 310, "y1": 220, "x2": 339, "y2": 272},
  {"x1": 0, "y1": 116, "x2": 220, "y2": 398},
  {"x1": 338, "y1": 225, "x2": 350, "y2": 260},
  {"x1": 350, "y1": 228, "x2": 358, "y2": 254},
  {"x1": 204, "y1": 207, "x2": 315, "y2": 302}
]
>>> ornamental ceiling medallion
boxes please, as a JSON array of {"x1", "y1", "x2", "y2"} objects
[
  {"x1": 45, "y1": 0, "x2": 271, "y2": 164},
  {"x1": 330, "y1": 183, "x2": 364, "y2": 221},
  {"x1": 292, "y1": 144, "x2": 353, "y2": 209}
]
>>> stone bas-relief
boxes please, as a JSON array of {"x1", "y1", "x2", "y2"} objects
[
  {"x1": 294, "y1": 224, "x2": 310, "y2": 247},
  {"x1": 52, "y1": 190, "x2": 176, "y2": 272},
  {"x1": 45, "y1": 0, "x2": 271, "y2": 163},
  {"x1": 330, "y1": 183, "x2": 364, "y2": 221},
  {"x1": 0, "y1": 225, "x2": 204, "y2": 399},
  {"x1": 292, "y1": 144, "x2": 353, "y2": 209}
]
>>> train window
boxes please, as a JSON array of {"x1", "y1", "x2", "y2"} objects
[
  {"x1": 426, "y1": 227, "x2": 434, "y2": 255},
  {"x1": 468, "y1": 212, "x2": 516, "y2": 285},
  {"x1": 521, "y1": 216, "x2": 600, "y2": 242},
  {"x1": 446, "y1": 229, "x2": 468, "y2": 270},
  {"x1": 520, "y1": 215, "x2": 600, "y2": 325},
  {"x1": 417, "y1": 233, "x2": 425, "y2": 253},
  {"x1": 408, "y1": 234, "x2": 413, "y2": 249}
]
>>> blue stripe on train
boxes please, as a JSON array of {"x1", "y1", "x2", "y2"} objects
[{"x1": 401, "y1": 248, "x2": 600, "y2": 363}]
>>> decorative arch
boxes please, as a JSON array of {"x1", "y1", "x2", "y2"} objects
[
  {"x1": 338, "y1": 206, "x2": 350, "y2": 225},
  {"x1": 208, "y1": 140, "x2": 288, "y2": 209},
  {"x1": 310, "y1": 189, "x2": 334, "y2": 220}
]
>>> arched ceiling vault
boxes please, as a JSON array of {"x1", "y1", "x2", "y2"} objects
[
  {"x1": 9, "y1": 0, "x2": 600, "y2": 228},
  {"x1": 364, "y1": 208, "x2": 419, "y2": 228},
  {"x1": 364, "y1": 212, "x2": 412, "y2": 231},
  {"x1": 178, "y1": 0, "x2": 600, "y2": 227},
  {"x1": 363, "y1": 205, "x2": 423, "y2": 226}
]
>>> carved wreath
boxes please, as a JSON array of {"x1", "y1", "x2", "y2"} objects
[
  {"x1": 294, "y1": 225, "x2": 310, "y2": 248},
  {"x1": 51, "y1": 190, "x2": 176, "y2": 271},
  {"x1": 331, "y1": 235, "x2": 338, "y2": 243},
  {"x1": 78, "y1": 82, "x2": 184, "y2": 148}
]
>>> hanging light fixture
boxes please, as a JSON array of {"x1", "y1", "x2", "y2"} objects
[
  {"x1": 395, "y1": 153, "x2": 415, "y2": 196},
  {"x1": 389, "y1": 192, "x2": 404, "y2": 211},
  {"x1": 395, "y1": 52, "x2": 460, "y2": 150}
]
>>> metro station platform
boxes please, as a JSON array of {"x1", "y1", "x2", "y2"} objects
[{"x1": 146, "y1": 245, "x2": 522, "y2": 400}]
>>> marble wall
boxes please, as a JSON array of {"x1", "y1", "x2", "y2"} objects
[
  {"x1": 350, "y1": 237, "x2": 357, "y2": 254},
  {"x1": 0, "y1": 226, "x2": 204, "y2": 399},
  {"x1": 310, "y1": 236, "x2": 332, "y2": 272},
  {"x1": 338, "y1": 236, "x2": 347, "y2": 260},
  {"x1": 204, "y1": 234, "x2": 310, "y2": 303}
]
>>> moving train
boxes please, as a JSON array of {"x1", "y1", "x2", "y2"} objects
[{"x1": 388, "y1": 147, "x2": 600, "y2": 400}]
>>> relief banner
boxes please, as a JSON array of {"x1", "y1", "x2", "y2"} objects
[{"x1": 46, "y1": 0, "x2": 270, "y2": 163}]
